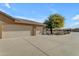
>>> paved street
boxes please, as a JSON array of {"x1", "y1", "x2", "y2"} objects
[{"x1": 0, "y1": 32, "x2": 79, "y2": 56}]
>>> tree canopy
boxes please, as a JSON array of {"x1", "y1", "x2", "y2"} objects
[
  {"x1": 44, "y1": 14, "x2": 65, "y2": 34},
  {"x1": 48, "y1": 14, "x2": 64, "y2": 28}
]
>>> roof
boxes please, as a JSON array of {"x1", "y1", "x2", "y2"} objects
[
  {"x1": 52, "y1": 28, "x2": 71, "y2": 30},
  {"x1": 0, "y1": 11, "x2": 45, "y2": 26},
  {"x1": 14, "y1": 17, "x2": 44, "y2": 26}
]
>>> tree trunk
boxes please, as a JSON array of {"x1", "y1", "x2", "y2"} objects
[{"x1": 50, "y1": 28, "x2": 53, "y2": 34}]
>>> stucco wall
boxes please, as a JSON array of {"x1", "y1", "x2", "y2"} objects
[
  {"x1": 2, "y1": 24, "x2": 32, "y2": 38},
  {"x1": 36, "y1": 27, "x2": 43, "y2": 35},
  {"x1": 2, "y1": 24, "x2": 43, "y2": 38},
  {"x1": 0, "y1": 19, "x2": 5, "y2": 24},
  {"x1": 0, "y1": 20, "x2": 43, "y2": 38}
]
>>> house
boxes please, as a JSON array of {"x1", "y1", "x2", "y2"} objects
[
  {"x1": 43, "y1": 28, "x2": 71, "y2": 35},
  {"x1": 0, "y1": 11, "x2": 45, "y2": 39},
  {"x1": 71, "y1": 28, "x2": 79, "y2": 32}
]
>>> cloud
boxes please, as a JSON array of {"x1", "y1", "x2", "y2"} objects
[
  {"x1": 0, "y1": 9, "x2": 7, "y2": 13},
  {"x1": 72, "y1": 15, "x2": 79, "y2": 20},
  {"x1": 4, "y1": 3, "x2": 17, "y2": 12},
  {"x1": 15, "y1": 16, "x2": 36, "y2": 21},
  {"x1": 5, "y1": 3, "x2": 11, "y2": 8},
  {"x1": 73, "y1": 22, "x2": 79, "y2": 25},
  {"x1": 0, "y1": 9, "x2": 5, "y2": 11},
  {"x1": 14, "y1": 16, "x2": 44, "y2": 23},
  {"x1": 69, "y1": 22, "x2": 79, "y2": 28},
  {"x1": 49, "y1": 8, "x2": 58, "y2": 14}
]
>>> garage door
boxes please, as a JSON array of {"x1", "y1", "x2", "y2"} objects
[{"x1": 2, "y1": 24, "x2": 32, "y2": 38}]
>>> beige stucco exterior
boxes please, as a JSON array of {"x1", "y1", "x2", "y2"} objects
[
  {"x1": 1, "y1": 24, "x2": 43, "y2": 39},
  {"x1": 2, "y1": 24, "x2": 32, "y2": 38},
  {"x1": 36, "y1": 27, "x2": 43, "y2": 35},
  {"x1": 0, "y1": 21, "x2": 43, "y2": 39},
  {"x1": 0, "y1": 11, "x2": 44, "y2": 39}
]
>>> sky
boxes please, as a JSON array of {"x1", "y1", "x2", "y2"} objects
[{"x1": 0, "y1": 3, "x2": 79, "y2": 28}]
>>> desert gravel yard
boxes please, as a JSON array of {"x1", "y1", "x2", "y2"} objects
[{"x1": 0, "y1": 32, "x2": 79, "y2": 56}]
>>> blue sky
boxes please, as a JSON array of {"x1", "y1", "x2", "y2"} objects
[{"x1": 0, "y1": 3, "x2": 79, "y2": 28}]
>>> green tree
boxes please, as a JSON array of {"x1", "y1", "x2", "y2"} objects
[
  {"x1": 44, "y1": 20, "x2": 53, "y2": 34},
  {"x1": 44, "y1": 14, "x2": 65, "y2": 34}
]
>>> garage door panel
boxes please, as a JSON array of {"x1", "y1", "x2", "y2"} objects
[
  {"x1": 2, "y1": 31, "x2": 31, "y2": 38},
  {"x1": 2, "y1": 25, "x2": 32, "y2": 38}
]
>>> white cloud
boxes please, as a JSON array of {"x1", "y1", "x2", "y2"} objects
[
  {"x1": 4, "y1": 3, "x2": 17, "y2": 12},
  {"x1": 0, "y1": 9, "x2": 7, "y2": 13},
  {"x1": 72, "y1": 15, "x2": 79, "y2": 20},
  {"x1": 73, "y1": 22, "x2": 79, "y2": 25},
  {"x1": 5, "y1": 3, "x2": 11, "y2": 8},
  {"x1": 14, "y1": 16, "x2": 44, "y2": 23},
  {"x1": 0, "y1": 9, "x2": 5, "y2": 11},
  {"x1": 49, "y1": 8, "x2": 58, "y2": 14},
  {"x1": 69, "y1": 22, "x2": 79, "y2": 28},
  {"x1": 65, "y1": 22, "x2": 79, "y2": 28}
]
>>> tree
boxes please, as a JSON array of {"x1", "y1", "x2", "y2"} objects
[
  {"x1": 49, "y1": 14, "x2": 64, "y2": 28},
  {"x1": 44, "y1": 14, "x2": 65, "y2": 34},
  {"x1": 44, "y1": 20, "x2": 53, "y2": 34}
]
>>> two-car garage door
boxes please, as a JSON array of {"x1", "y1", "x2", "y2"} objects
[{"x1": 2, "y1": 24, "x2": 32, "y2": 38}]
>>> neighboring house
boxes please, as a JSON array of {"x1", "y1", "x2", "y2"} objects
[
  {"x1": 0, "y1": 11, "x2": 45, "y2": 39},
  {"x1": 71, "y1": 28, "x2": 79, "y2": 32},
  {"x1": 43, "y1": 28, "x2": 71, "y2": 35}
]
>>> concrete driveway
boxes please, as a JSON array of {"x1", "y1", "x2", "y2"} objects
[{"x1": 0, "y1": 32, "x2": 79, "y2": 56}]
